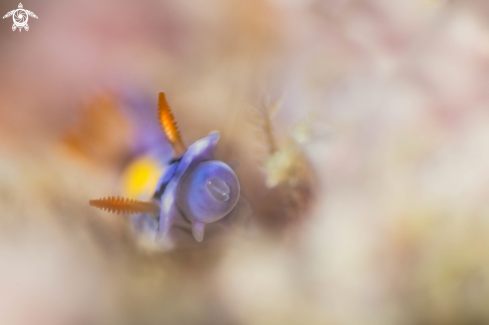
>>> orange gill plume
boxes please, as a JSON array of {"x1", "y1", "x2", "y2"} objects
[
  {"x1": 158, "y1": 92, "x2": 187, "y2": 157},
  {"x1": 89, "y1": 196, "x2": 159, "y2": 215}
]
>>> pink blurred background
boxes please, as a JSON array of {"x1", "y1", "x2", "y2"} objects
[{"x1": 2, "y1": 0, "x2": 489, "y2": 324}]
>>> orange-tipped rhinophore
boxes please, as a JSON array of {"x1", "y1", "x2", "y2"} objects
[
  {"x1": 158, "y1": 92, "x2": 187, "y2": 157},
  {"x1": 89, "y1": 196, "x2": 159, "y2": 215}
]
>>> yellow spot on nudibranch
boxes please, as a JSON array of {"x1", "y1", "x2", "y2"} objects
[{"x1": 122, "y1": 156, "x2": 164, "y2": 199}]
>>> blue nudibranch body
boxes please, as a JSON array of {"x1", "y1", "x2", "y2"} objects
[{"x1": 90, "y1": 93, "x2": 241, "y2": 247}]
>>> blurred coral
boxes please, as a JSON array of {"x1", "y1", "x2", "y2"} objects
[
  {"x1": 60, "y1": 93, "x2": 133, "y2": 169},
  {"x1": 2, "y1": 0, "x2": 489, "y2": 324}
]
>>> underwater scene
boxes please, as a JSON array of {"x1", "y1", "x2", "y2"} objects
[{"x1": 1, "y1": 0, "x2": 489, "y2": 324}]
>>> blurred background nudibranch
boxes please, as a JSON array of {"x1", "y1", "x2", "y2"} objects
[
  {"x1": 88, "y1": 92, "x2": 248, "y2": 249},
  {"x1": 2, "y1": 0, "x2": 489, "y2": 324}
]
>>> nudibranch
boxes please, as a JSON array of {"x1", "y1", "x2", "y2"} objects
[{"x1": 90, "y1": 93, "x2": 241, "y2": 246}]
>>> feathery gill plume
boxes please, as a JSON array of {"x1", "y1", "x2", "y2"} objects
[
  {"x1": 89, "y1": 196, "x2": 159, "y2": 215},
  {"x1": 158, "y1": 92, "x2": 187, "y2": 157}
]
